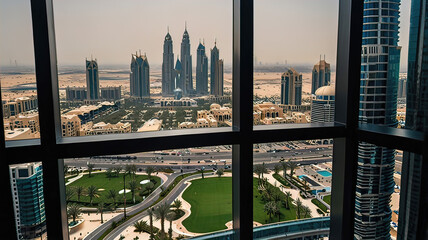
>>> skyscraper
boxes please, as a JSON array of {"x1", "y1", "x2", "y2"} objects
[
  {"x1": 210, "y1": 42, "x2": 220, "y2": 95},
  {"x1": 280, "y1": 68, "x2": 302, "y2": 106},
  {"x1": 10, "y1": 163, "x2": 47, "y2": 240},
  {"x1": 86, "y1": 59, "x2": 100, "y2": 100},
  {"x1": 196, "y1": 42, "x2": 209, "y2": 95},
  {"x1": 130, "y1": 52, "x2": 150, "y2": 98},
  {"x1": 175, "y1": 57, "x2": 182, "y2": 92},
  {"x1": 181, "y1": 25, "x2": 193, "y2": 95},
  {"x1": 311, "y1": 85, "x2": 335, "y2": 123},
  {"x1": 311, "y1": 57, "x2": 331, "y2": 94},
  {"x1": 397, "y1": 77, "x2": 407, "y2": 99},
  {"x1": 356, "y1": 0, "x2": 401, "y2": 239},
  {"x1": 398, "y1": 0, "x2": 428, "y2": 239},
  {"x1": 162, "y1": 31, "x2": 175, "y2": 96}
]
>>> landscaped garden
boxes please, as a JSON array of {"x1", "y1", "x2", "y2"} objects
[
  {"x1": 323, "y1": 195, "x2": 331, "y2": 205},
  {"x1": 66, "y1": 171, "x2": 161, "y2": 208},
  {"x1": 181, "y1": 176, "x2": 310, "y2": 233}
]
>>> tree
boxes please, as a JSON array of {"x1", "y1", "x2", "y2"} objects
[
  {"x1": 107, "y1": 189, "x2": 118, "y2": 207},
  {"x1": 171, "y1": 199, "x2": 182, "y2": 215},
  {"x1": 154, "y1": 202, "x2": 171, "y2": 234},
  {"x1": 87, "y1": 163, "x2": 95, "y2": 178},
  {"x1": 67, "y1": 203, "x2": 82, "y2": 223},
  {"x1": 97, "y1": 201, "x2": 105, "y2": 223},
  {"x1": 76, "y1": 186, "x2": 84, "y2": 202},
  {"x1": 281, "y1": 162, "x2": 288, "y2": 179},
  {"x1": 295, "y1": 198, "x2": 303, "y2": 219},
  {"x1": 129, "y1": 179, "x2": 139, "y2": 204},
  {"x1": 272, "y1": 191, "x2": 282, "y2": 203},
  {"x1": 199, "y1": 168, "x2": 205, "y2": 179},
  {"x1": 284, "y1": 191, "x2": 292, "y2": 209},
  {"x1": 261, "y1": 162, "x2": 268, "y2": 179},
  {"x1": 288, "y1": 161, "x2": 298, "y2": 178},
  {"x1": 143, "y1": 182, "x2": 155, "y2": 195},
  {"x1": 86, "y1": 185, "x2": 99, "y2": 205},
  {"x1": 133, "y1": 220, "x2": 148, "y2": 234},
  {"x1": 148, "y1": 208, "x2": 155, "y2": 240},
  {"x1": 125, "y1": 164, "x2": 137, "y2": 179},
  {"x1": 264, "y1": 201, "x2": 278, "y2": 221},
  {"x1": 65, "y1": 187, "x2": 75, "y2": 202},
  {"x1": 254, "y1": 165, "x2": 263, "y2": 183},
  {"x1": 64, "y1": 164, "x2": 69, "y2": 176},
  {"x1": 114, "y1": 166, "x2": 123, "y2": 177},
  {"x1": 106, "y1": 167, "x2": 114, "y2": 180},
  {"x1": 302, "y1": 205, "x2": 312, "y2": 219},
  {"x1": 216, "y1": 168, "x2": 224, "y2": 177},
  {"x1": 273, "y1": 164, "x2": 281, "y2": 175},
  {"x1": 145, "y1": 166, "x2": 156, "y2": 180},
  {"x1": 166, "y1": 211, "x2": 176, "y2": 240}
]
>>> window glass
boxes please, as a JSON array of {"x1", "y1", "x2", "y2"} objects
[{"x1": 54, "y1": 0, "x2": 232, "y2": 138}]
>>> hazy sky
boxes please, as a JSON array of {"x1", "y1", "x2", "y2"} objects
[{"x1": 0, "y1": 0, "x2": 411, "y2": 70}]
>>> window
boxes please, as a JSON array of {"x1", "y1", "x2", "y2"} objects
[{"x1": 2, "y1": 0, "x2": 427, "y2": 240}]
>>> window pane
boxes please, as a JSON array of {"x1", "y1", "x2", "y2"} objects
[
  {"x1": 1, "y1": 0, "x2": 39, "y2": 141},
  {"x1": 64, "y1": 146, "x2": 232, "y2": 239},
  {"x1": 9, "y1": 162, "x2": 47, "y2": 240},
  {"x1": 253, "y1": 140, "x2": 332, "y2": 239},
  {"x1": 253, "y1": 0, "x2": 338, "y2": 126},
  {"x1": 54, "y1": 0, "x2": 232, "y2": 138}
]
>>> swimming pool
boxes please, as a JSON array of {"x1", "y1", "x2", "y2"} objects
[{"x1": 317, "y1": 170, "x2": 332, "y2": 177}]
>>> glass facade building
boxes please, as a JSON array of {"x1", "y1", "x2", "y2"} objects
[
  {"x1": 355, "y1": 0, "x2": 401, "y2": 239},
  {"x1": 85, "y1": 59, "x2": 100, "y2": 100},
  {"x1": 130, "y1": 53, "x2": 150, "y2": 98}
]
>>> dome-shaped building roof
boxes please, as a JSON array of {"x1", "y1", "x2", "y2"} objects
[{"x1": 315, "y1": 85, "x2": 335, "y2": 96}]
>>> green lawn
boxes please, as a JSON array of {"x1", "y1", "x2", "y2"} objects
[
  {"x1": 66, "y1": 172, "x2": 161, "y2": 207},
  {"x1": 311, "y1": 199, "x2": 328, "y2": 213},
  {"x1": 181, "y1": 177, "x2": 298, "y2": 233},
  {"x1": 323, "y1": 195, "x2": 331, "y2": 205}
]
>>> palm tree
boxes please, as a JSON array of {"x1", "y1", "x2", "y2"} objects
[
  {"x1": 216, "y1": 168, "x2": 224, "y2": 177},
  {"x1": 114, "y1": 166, "x2": 123, "y2": 177},
  {"x1": 97, "y1": 201, "x2": 105, "y2": 223},
  {"x1": 64, "y1": 164, "x2": 69, "y2": 176},
  {"x1": 281, "y1": 162, "x2": 288, "y2": 179},
  {"x1": 272, "y1": 191, "x2": 282, "y2": 203},
  {"x1": 295, "y1": 198, "x2": 303, "y2": 219},
  {"x1": 284, "y1": 191, "x2": 292, "y2": 209},
  {"x1": 273, "y1": 164, "x2": 281, "y2": 175},
  {"x1": 133, "y1": 220, "x2": 148, "y2": 234},
  {"x1": 125, "y1": 164, "x2": 134, "y2": 179},
  {"x1": 144, "y1": 182, "x2": 155, "y2": 195},
  {"x1": 171, "y1": 199, "x2": 182, "y2": 215},
  {"x1": 261, "y1": 162, "x2": 268, "y2": 179},
  {"x1": 67, "y1": 203, "x2": 82, "y2": 223},
  {"x1": 199, "y1": 168, "x2": 205, "y2": 179},
  {"x1": 302, "y1": 205, "x2": 312, "y2": 219},
  {"x1": 65, "y1": 187, "x2": 75, "y2": 202},
  {"x1": 87, "y1": 163, "x2": 95, "y2": 178},
  {"x1": 86, "y1": 185, "x2": 99, "y2": 205},
  {"x1": 166, "y1": 211, "x2": 176, "y2": 240},
  {"x1": 264, "y1": 201, "x2": 277, "y2": 221},
  {"x1": 254, "y1": 165, "x2": 263, "y2": 183},
  {"x1": 106, "y1": 167, "x2": 114, "y2": 180},
  {"x1": 148, "y1": 208, "x2": 155, "y2": 240},
  {"x1": 288, "y1": 161, "x2": 298, "y2": 178},
  {"x1": 76, "y1": 186, "x2": 84, "y2": 202},
  {"x1": 154, "y1": 202, "x2": 171, "y2": 233},
  {"x1": 107, "y1": 189, "x2": 118, "y2": 207},
  {"x1": 145, "y1": 166, "x2": 156, "y2": 180},
  {"x1": 129, "y1": 179, "x2": 139, "y2": 204}
]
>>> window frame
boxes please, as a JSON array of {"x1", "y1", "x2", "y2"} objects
[{"x1": 1, "y1": 0, "x2": 427, "y2": 239}]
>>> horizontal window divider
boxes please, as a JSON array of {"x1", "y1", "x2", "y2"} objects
[
  {"x1": 5, "y1": 139, "x2": 41, "y2": 148},
  {"x1": 357, "y1": 123, "x2": 425, "y2": 154},
  {"x1": 252, "y1": 123, "x2": 346, "y2": 143}
]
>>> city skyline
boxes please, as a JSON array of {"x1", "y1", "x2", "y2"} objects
[{"x1": 1, "y1": 0, "x2": 410, "y2": 70}]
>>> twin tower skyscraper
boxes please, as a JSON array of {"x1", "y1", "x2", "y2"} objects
[{"x1": 162, "y1": 25, "x2": 224, "y2": 97}]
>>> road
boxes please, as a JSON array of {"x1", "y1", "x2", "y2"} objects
[
  {"x1": 83, "y1": 171, "x2": 185, "y2": 240},
  {"x1": 104, "y1": 172, "x2": 215, "y2": 240}
]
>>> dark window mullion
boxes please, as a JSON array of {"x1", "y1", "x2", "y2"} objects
[
  {"x1": 330, "y1": 0, "x2": 364, "y2": 239},
  {"x1": 416, "y1": 134, "x2": 428, "y2": 239}
]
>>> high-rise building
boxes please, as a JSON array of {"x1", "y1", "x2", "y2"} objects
[
  {"x1": 9, "y1": 163, "x2": 47, "y2": 240},
  {"x1": 175, "y1": 57, "x2": 182, "y2": 92},
  {"x1": 86, "y1": 59, "x2": 100, "y2": 100},
  {"x1": 210, "y1": 42, "x2": 220, "y2": 95},
  {"x1": 311, "y1": 57, "x2": 331, "y2": 94},
  {"x1": 181, "y1": 25, "x2": 193, "y2": 95},
  {"x1": 280, "y1": 68, "x2": 302, "y2": 106},
  {"x1": 65, "y1": 87, "x2": 87, "y2": 101},
  {"x1": 398, "y1": 1, "x2": 428, "y2": 239},
  {"x1": 101, "y1": 86, "x2": 122, "y2": 100},
  {"x1": 196, "y1": 42, "x2": 209, "y2": 95},
  {"x1": 397, "y1": 77, "x2": 407, "y2": 98},
  {"x1": 356, "y1": 0, "x2": 401, "y2": 239},
  {"x1": 130, "y1": 53, "x2": 150, "y2": 98},
  {"x1": 311, "y1": 85, "x2": 335, "y2": 123},
  {"x1": 162, "y1": 31, "x2": 175, "y2": 96}
]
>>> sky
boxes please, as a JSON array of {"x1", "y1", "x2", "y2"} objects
[{"x1": 0, "y1": 0, "x2": 411, "y2": 71}]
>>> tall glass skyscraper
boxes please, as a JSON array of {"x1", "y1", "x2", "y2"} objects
[
  {"x1": 398, "y1": 0, "x2": 428, "y2": 239},
  {"x1": 162, "y1": 31, "x2": 175, "y2": 96},
  {"x1": 210, "y1": 42, "x2": 220, "y2": 95},
  {"x1": 130, "y1": 52, "x2": 150, "y2": 98},
  {"x1": 356, "y1": 0, "x2": 401, "y2": 239},
  {"x1": 196, "y1": 42, "x2": 208, "y2": 95},
  {"x1": 181, "y1": 26, "x2": 193, "y2": 95},
  {"x1": 86, "y1": 59, "x2": 100, "y2": 100},
  {"x1": 10, "y1": 163, "x2": 46, "y2": 240},
  {"x1": 280, "y1": 68, "x2": 302, "y2": 106},
  {"x1": 311, "y1": 58, "x2": 331, "y2": 94}
]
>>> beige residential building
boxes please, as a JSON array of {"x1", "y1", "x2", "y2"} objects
[
  {"x1": 80, "y1": 122, "x2": 131, "y2": 136},
  {"x1": 137, "y1": 119, "x2": 162, "y2": 132},
  {"x1": 2, "y1": 96, "x2": 38, "y2": 118},
  {"x1": 61, "y1": 115, "x2": 81, "y2": 137},
  {"x1": 4, "y1": 113, "x2": 39, "y2": 133},
  {"x1": 5, "y1": 128, "x2": 38, "y2": 140}
]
